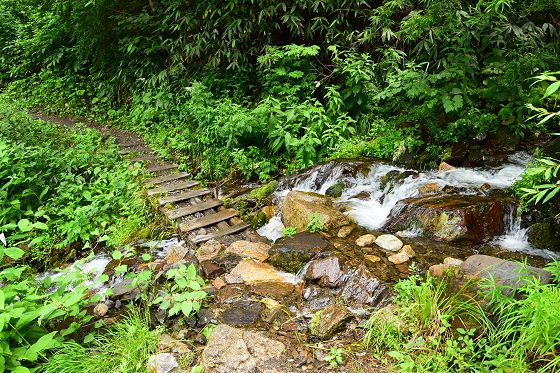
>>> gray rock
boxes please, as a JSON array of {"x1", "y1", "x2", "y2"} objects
[
  {"x1": 268, "y1": 232, "x2": 332, "y2": 273},
  {"x1": 147, "y1": 353, "x2": 178, "y2": 373},
  {"x1": 325, "y1": 182, "x2": 345, "y2": 198},
  {"x1": 375, "y1": 234, "x2": 403, "y2": 252},
  {"x1": 220, "y1": 300, "x2": 263, "y2": 327},
  {"x1": 460, "y1": 255, "x2": 551, "y2": 290},
  {"x1": 202, "y1": 324, "x2": 285, "y2": 373},
  {"x1": 305, "y1": 256, "x2": 343, "y2": 287},
  {"x1": 341, "y1": 265, "x2": 391, "y2": 307}
]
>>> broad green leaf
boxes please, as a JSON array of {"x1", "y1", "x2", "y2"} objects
[
  {"x1": 544, "y1": 81, "x2": 560, "y2": 97},
  {"x1": 24, "y1": 331, "x2": 57, "y2": 361},
  {"x1": 4, "y1": 247, "x2": 25, "y2": 260},
  {"x1": 17, "y1": 219, "x2": 33, "y2": 232}
]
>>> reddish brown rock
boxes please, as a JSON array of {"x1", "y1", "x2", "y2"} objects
[{"x1": 386, "y1": 195, "x2": 515, "y2": 243}]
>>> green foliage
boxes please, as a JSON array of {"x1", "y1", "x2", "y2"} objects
[
  {"x1": 0, "y1": 97, "x2": 148, "y2": 263},
  {"x1": 0, "y1": 245, "x2": 112, "y2": 371},
  {"x1": 282, "y1": 227, "x2": 297, "y2": 238},
  {"x1": 325, "y1": 347, "x2": 344, "y2": 368},
  {"x1": 363, "y1": 262, "x2": 560, "y2": 372},
  {"x1": 1, "y1": 0, "x2": 559, "y2": 180},
  {"x1": 153, "y1": 263, "x2": 207, "y2": 318},
  {"x1": 43, "y1": 308, "x2": 161, "y2": 373},
  {"x1": 306, "y1": 213, "x2": 325, "y2": 233}
]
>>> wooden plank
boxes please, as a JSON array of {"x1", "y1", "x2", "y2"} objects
[
  {"x1": 158, "y1": 188, "x2": 212, "y2": 206},
  {"x1": 119, "y1": 140, "x2": 144, "y2": 147},
  {"x1": 147, "y1": 180, "x2": 199, "y2": 196},
  {"x1": 179, "y1": 209, "x2": 239, "y2": 233},
  {"x1": 192, "y1": 222, "x2": 250, "y2": 244},
  {"x1": 144, "y1": 172, "x2": 190, "y2": 186},
  {"x1": 143, "y1": 164, "x2": 177, "y2": 173},
  {"x1": 165, "y1": 199, "x2": 223, "y2": 220},
  {"x1": 129, "y1": 155, "x2": 159, "y2": 162}
]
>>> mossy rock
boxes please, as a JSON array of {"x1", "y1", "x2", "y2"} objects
[
  {"x1": 527, "y1": 222, "x2": 560, "y2": 251},
  {"x1": 325, "y1": 182, "x2": 344, "y2": 198}
]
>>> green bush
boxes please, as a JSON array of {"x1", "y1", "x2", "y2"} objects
[{"x1": 0, "y1": 97, "x2": 148, "y2": 264}]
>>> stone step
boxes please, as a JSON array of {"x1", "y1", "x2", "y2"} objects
[
  {"x1": 166, "y1": 199, "x2": 223, "y2": 220},
  {"x1": 129, "y1": 154, "x2": 159, "y2": 163},
  {"x1": 147, "y1": 180, "x2": 199, "y2": 196},
  {"x1": 192, "y1": 222, "x2": 250, "y2": 244},
  {"x1": 143, "y1": 164, "x2": 177, "y2": 174},
  {"x1": 158, "y1": 188, "x2": 212, "y2": 206},
  {"x1": 179, "y1": 209, "x2": 239, "y2": 233},
  {"x1": 144, "y1": 172, "x2": 190, "y2": 186}
]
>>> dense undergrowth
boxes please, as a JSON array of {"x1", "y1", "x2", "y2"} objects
[
  {"x1": 363, "y1": 262, "x2": 560, "y2": 372},
  {"x1": 0, "y1": 0, "x2": 559, "y2": 182},
  {"x1": 0, "y1": 97, "x2": 150, "y2": 265}
]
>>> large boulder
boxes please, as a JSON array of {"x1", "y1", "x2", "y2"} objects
[
  {"x1": 385, "y1": 195, "x2": 514, "y2": 243},
  {"x1": 202, "y1": 325, "x2": 285, "y2": 373},
  {"x1": 230, "y1": 259, "x2": 302, "y2": 298},
  {"x1": 281, "y1": 190, "x2": 351, "y2": 232},
  {"x1": 460, "y1": 255, "x2": 550, "y2": 289},
  {"x1": 268, "y1": 232, "x2": 332, "y2": 273}
]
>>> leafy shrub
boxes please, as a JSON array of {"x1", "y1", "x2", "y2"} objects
[{"x1": 0, "y1": 97, "x2": 148, "y2": 263}]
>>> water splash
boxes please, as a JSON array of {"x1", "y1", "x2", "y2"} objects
[{"x1": 259, "y1": 152, "x2": 532, "y2": 241}]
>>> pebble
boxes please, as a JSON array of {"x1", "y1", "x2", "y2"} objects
[
  {"x1": 355, "y1": 234, "x2": 376, "y2": 247},
  {"x1": 93, "y1": 303, "x2": 108, "y2": 318},
  {"x1": 375, "y1": 234, "x2": 403, "y2": 252},
  {"x1": 337, "y1": 225, "x2": 354, "y2": 238}
]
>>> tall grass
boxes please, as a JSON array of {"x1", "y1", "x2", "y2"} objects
[{"x1": 43, "y1": 308, "x2": 161, "y2": 373}]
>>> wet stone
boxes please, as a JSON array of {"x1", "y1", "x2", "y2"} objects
[
  {"x1": 460, "y1": 255, "x2": 551, "y2": 289},
  {"x1": 325, "y1": 182, "x2": 345, "y2": 198},
  {"x1": 93, "y1": 303, "x2": 108, "y2": 318},
  {"x1": 341, "y1": 265, "x2": 390, "y2": 307},
  {"x1": 309, "y1": 304, "x2": 353, "y2": 340},
  {"x1": 225, "y1": 240, "x2": 270, "y2": 262},
  {"x1": 302, "y1": 286, "x2": 337, "y2": 313},
  {"x1": 202, "y1": 324, "x2": 286, "y2": 373},
  {"x1": 147, "y1": 353, "x2": 178, "y2": 373},
  {"x1": 355, "y1": 234, "x2": 376, "y2": 247},
  {"x1": 305, "y1": 256, "x2": 343, "y2": 287},
  {"x1": 230, "y1": 259, "x2": 301, "y2": 298},
  {"x1": 268, "y1": 232, "x2": 332, "y2": 273},
  {"x1": 165, "y1": 243, "x2": 190, "y2": 265},
  {"x1": 196, "y1": 240, "x2": 224, "y2": 262},
  {"x1": 220, "y1": 300, "x2": 263, "y2": 327},
  {"x1": 337, "y1": 225, "x2": 354, "y2": 238},
  {"x1": 375, "y1": 234, "x2": 403, "y2": 252}
]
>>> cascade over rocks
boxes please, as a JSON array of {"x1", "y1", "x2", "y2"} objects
[{"x1": 386, "y1": 195, "x2": 515, "y2": 243}]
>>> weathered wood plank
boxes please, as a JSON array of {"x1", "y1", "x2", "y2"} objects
[
  {"x1": 147, "y1": 180, "x2": 199, "y2": 196},
  {"x1": 143, "y1": 164, "x2": 177, "y2": 173},
  {"x1": 158, "y1": 188, "x2": 211, "y2": 206},
  {"x1": 192, "y1": 222, "x2": 250, "y2": 244},
  {"x1": 119, "y1": 140, "x2": 145, "y2": 147},
  {"x1": 165, "y1": 199, "x2": 223, "y2": 220},
  {"x1": 144, "y1": 172, "x2": 190, "y2": 186},
  {"x1": 179, "y1": 209, "x2": 239, "y2": 233},
  {"x1": 129, "y1": 154, "x2": 159, "y2": 162}
]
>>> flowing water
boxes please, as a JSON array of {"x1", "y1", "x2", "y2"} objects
[{"x1": 258, "y1": 152, "x2": 559, "y2": 260}]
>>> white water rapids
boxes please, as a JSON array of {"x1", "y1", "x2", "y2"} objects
[{"x1": 258, "y1": 152, "x2": 559, "y2": 259}]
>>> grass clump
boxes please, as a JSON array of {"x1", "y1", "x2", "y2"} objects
[
  {"x1": 363, "y1": 262, "x2": 560, "y2": 372},
  {"x1": 43, "y1": 308, "x2": 161, "y2": 373}
]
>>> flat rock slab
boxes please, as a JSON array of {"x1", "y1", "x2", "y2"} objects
[
  {"x1": 230, "y1": 259, "x2": 301, "y2": 298},
  {"x1": 202, "y1": 324, "x2": 285, "y2": 373},
  {"x1": 268, "y1": 232, "x2": 332, "y2": 273},
  {"x1": 460, "y1": 255, "x2": 551, "y2": 289}
]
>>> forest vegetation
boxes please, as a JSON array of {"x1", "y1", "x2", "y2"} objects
[{"x1": 1, "y1": 0, "x2": 560, "y2": 372}]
